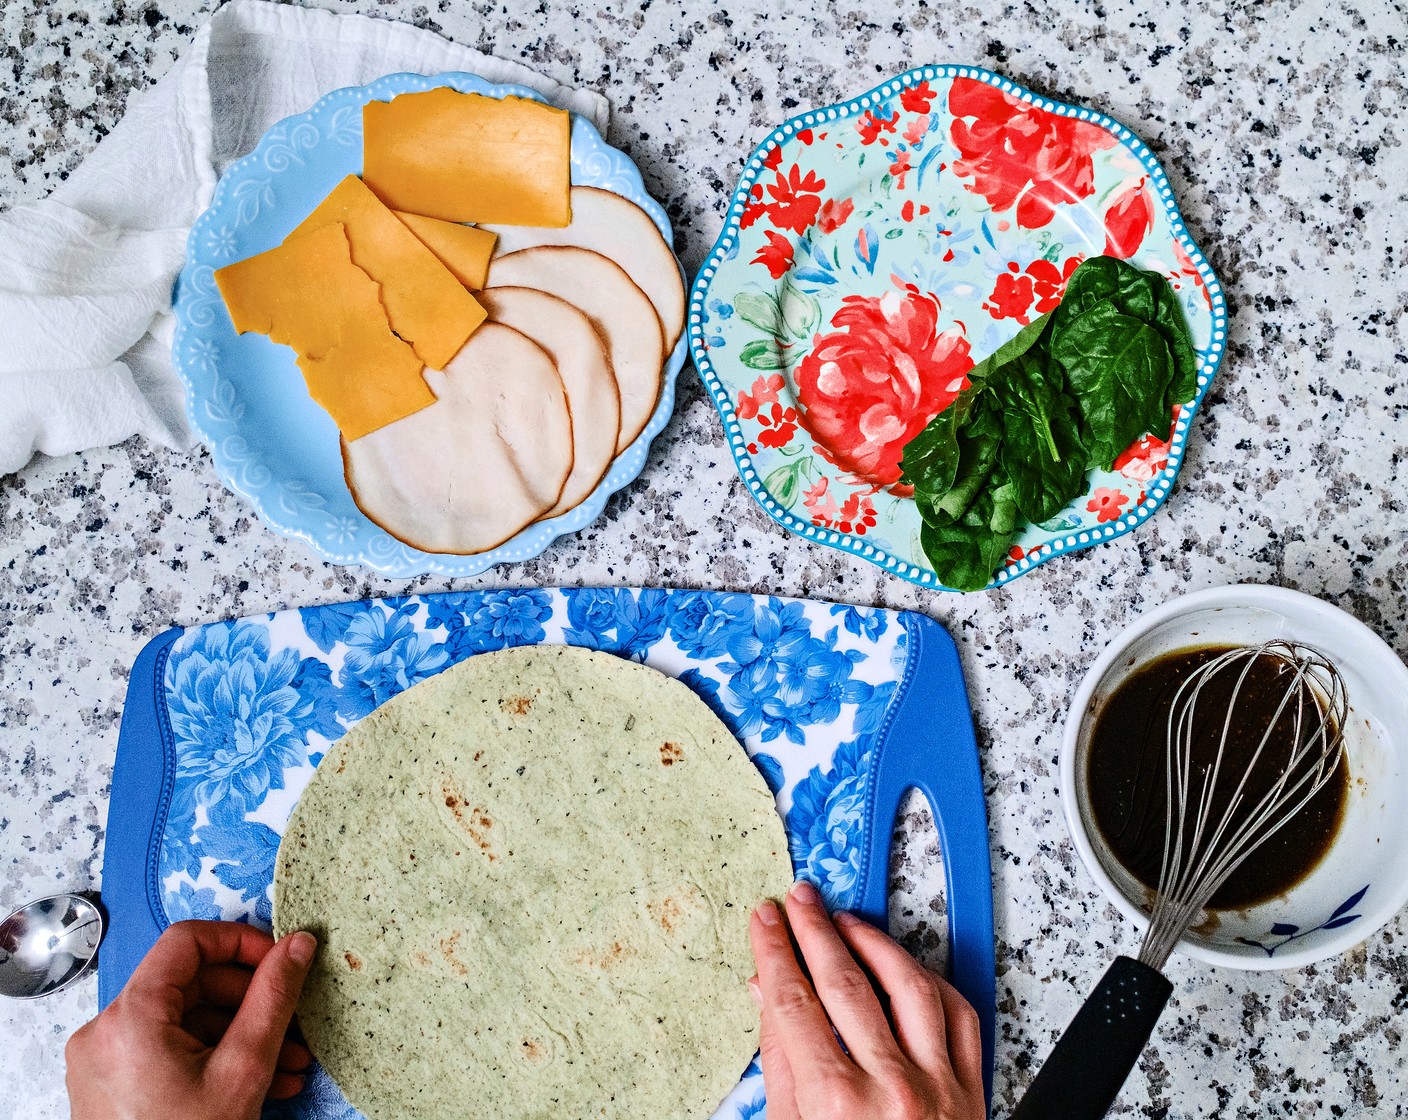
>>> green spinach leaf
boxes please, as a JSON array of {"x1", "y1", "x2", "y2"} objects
[
  {"x1": 901, "y1": 254, "x2": 1200, "y2": 592},
  {"x1": 920, "y1": 470, "x2": 1022, "y2": 592},
  {"x1": 1152, "y1": 283, "x2": 1200, "y2": 409},
  {"x1": 1049, "y1": 304, "x2": 1172, "y2": 469},
  {"x1": 997, "y1": 352, "x2": 1089, "y2": 521}
]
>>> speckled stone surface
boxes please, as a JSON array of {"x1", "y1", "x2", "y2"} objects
[{"x1": 2, "y1": 1, "x2": 1406, "y2": 1117}]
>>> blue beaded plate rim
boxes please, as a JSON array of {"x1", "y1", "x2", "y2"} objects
[
  {"x1": 172, "y1": 71, "x2": 687, "y2": 577},
  {"x1": 688, "y1": 63, "x2": 1228, "y2": 592}
]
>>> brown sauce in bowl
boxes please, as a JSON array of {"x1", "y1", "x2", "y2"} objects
[{"x1": 1085, "y1": 645, "x2": 1348, "y2": 911}]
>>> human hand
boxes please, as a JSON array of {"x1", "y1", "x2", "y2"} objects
[
  {"x1": 749, "y1": 880, "x2": 985, "y2": 1120},
  {"x1": 66, "y1": 920, "x2": 318, "y2": 1120}
]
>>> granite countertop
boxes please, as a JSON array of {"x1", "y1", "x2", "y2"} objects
[{"x1": 2, "y1": 1, "x2": 1406, "y2": 1116}]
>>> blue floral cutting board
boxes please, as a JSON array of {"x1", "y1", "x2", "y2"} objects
[{"x1": 102, "y1": 589, "x2": 995, "y2": 1117}]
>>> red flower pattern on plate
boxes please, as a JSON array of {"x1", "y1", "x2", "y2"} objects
[
  {"x1": 794, "y1": 287, "x2": 974, "y2": 490},
  {"x1": 1030, "y1": 255, "x2": 1084, "y2": 313},
  {"x1": 889, "y1": 149, "x2": 913, "y2": 189},
  {"x1": 804, "y1": 477, "x2": 878, "y2": 535},
  {"x1": 748, "y1": 402, "x2": 800, "y2": 453},
  {"x1": 738, "y1": 375, "x2": 799, "y2": 453},
  {"x1": 1086, "y1": 487, "x2": 1130, "y2": 523},
  {"x1": 857, "y1": 108, "x2": 899, "y2": 146},
  {"x1": 1170, "y1": 239, "x2": 1213, "y2": 310},
  {"x1": 740, "y1": 182, "x2": 767, "y2": 229},
  {"x1": 764, "y1": 165, "x2": 827, "y2": 234},
  {"x1": 983, "y1": 254, "x2": 1084, "y2": 324},
  {"x1": 803, "y1": 476, "x2": 839, "y2": 521},
  {"x1": 1112, "y1": 406, "x2": 1180, "y2": 482},
  {"x1": 900, "y1": 81, "x2": 936, "y2": 114},
  {"x1": 948, "y1": 77, "x2": 1117, "y2": 229},
  {"x1": 736, "y1": 373, "x2": 784, "y2": 420},
  {"x1": 902, "y1": 113, "x2": 932, "y2": 148},
  {"x1": 985, "y1": 267, "x2": 1037, "y2": 323},
  {"x1": 834, "y1": 492, "x2": 878, "y2": 534},
  {"x1": 1102, "y1": 178, "x2": 1155, "y2": 258},
  {"x1": 816, "y1": 197, "x2": 855, "y2": 233},
  {"x1": 751, "y1": 230, "x2": 795, "y2": 279}
]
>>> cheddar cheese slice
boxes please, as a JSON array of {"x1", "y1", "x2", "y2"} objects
[
  {"x1": 362, "y1": 89, "x2": 572, "y2": 227},
  {"x1": 214, "y1": 222, "x2": 434, "y2": 439},
  {"x1": 215, "y1": 221, "x2": 363, "y2": 359},
  {"x1": 292, "y1": 175, "x2": 485, "y2": 368},
  {"x1": 297, "y1": 317, "x2": 434, "y2": 442},
  {"x1": 393, "y1": 211, "x2": 497, "y2": 290}
]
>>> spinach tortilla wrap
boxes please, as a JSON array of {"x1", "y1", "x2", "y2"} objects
[{"x1": 273, "y1": 644, "x2": 793, "y2": 1120}]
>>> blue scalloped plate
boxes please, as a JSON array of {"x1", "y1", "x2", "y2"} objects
[
  {"x1": 173, "y1": 72, "x2": 687, "y2": 577},
  {"x1": 689, "y1": 65, "x2": 1227, "y2": 591}
]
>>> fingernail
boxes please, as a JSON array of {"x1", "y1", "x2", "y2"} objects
[
  {"x1": 755, "y1": 900, "x2": 780, "y2": 926},
  {"x1": 287, "y1": 931, "x2": 317, "y2": 966},
  {"x1": 789, "y1": 878, "x2": 820, "y2": 905},
  {"x1": 833, "y1": 909, "x2": 859, "y2": 927},
  {"x1": 747, "y1": 976, "x2": 762, "y2": 1007}
]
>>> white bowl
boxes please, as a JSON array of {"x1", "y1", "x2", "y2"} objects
[{"x1": 1059, "y1": 583, "x2": 1408, "y2": 970}]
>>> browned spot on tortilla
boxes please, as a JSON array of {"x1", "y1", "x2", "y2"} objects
[
  {"x1": 501, "y1": 694, "x2": 533, "y2": 715},
  {"x1": 659, "y1": 741, "x2": 684, "y2": 766},
  {"x1": 409, "y1": 950, "x2": 431, "y2": 970},
  {"x1": 520, "y1": 1038, "x2": 547, "y2": 1062},
  {"x1": 334, "y1": 756, "x2": 347, "y2": 775},
  {"x1": 648, "y1": 896, "x2": 685, "y2": 934},
  {"x1": 570, "y1": 939, "x2": 635, "y2": 971},
  {"x1": 439, "y1": 930, "x2": 470, "y2": 978},
  {"x1": 344, "y1": 951, "x2": 363, "y2": 971},
  {"x1": 437, "y1": 771, "x2": 497, "y2": 862}
]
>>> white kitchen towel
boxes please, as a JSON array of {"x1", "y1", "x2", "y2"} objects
[{"x1": 0, "y1": 0, "x2": 608, "y2": 479}]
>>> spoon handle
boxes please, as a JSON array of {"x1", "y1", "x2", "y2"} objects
[{"x1": 1009, "y1": 955, "x2": 1172, "y2": 1120}]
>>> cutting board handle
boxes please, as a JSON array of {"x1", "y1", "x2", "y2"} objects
[
  {"x1": 100, "y1": 626, "x2": 183, "y2": 1008},
  {"x1": 854, "y1": 613, "x2": 996, "y2": 1114}
]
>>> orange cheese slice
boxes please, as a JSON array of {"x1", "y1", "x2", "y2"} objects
[
  {"x1": 393, "y1": 211, "x2": 497, "y2": 290},
  {"x1": 292, "y1": 175, "x2": 485, "y2": 368},
  {"x1": 297, "y1": 317, "x2": 434, "y2": 442},
  {"x1": 215, "y1": 221, "x2": 362, "y2": 359},
  {"x1": 362, "y1": 89, "x2": 572, "y2": 227},
  {"x1": 214, "y1": 222, "x2": 434, "y2": 439}
]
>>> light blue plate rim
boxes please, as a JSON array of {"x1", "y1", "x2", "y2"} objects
[
  {"x1": 688, "y1": 63, "x2": 1228, "y2": 592},
  {"x1": 173, "y1": 71, "x2": 687, "y2": 578}
]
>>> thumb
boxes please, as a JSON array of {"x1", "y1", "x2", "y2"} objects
[{"x1": 214, "y1": 931, "x2": 317, "y2": 1084}]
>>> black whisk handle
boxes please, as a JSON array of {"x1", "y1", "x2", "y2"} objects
[{"x1": 1009, "y1": 955, "x2": 1173, "y2": 1120}]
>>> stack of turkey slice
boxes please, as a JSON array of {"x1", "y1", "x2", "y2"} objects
[
  {"x1": 213, "y1": 88, "x2": 685, "y2": 557},
  {"x1": 349, "y1": 185, "x2": 685, "y2": 554}
]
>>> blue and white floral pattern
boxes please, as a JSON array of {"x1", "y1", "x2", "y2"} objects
[
  {"x1": 1235, "y1": 884, "x2": 1371, "y2": 958},
  {"x1": 152, "y1": 589, "x2": 908, "y2": 1120}
]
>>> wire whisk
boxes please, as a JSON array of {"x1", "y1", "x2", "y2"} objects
[
  {"x1": 1013, "y1": 639, "x2": 1349, "y2": 1120},
  {"x1": 1139, "y1": 639, "x2": 1348, "y2": 969}
]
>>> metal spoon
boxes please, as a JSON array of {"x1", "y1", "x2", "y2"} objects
[{"x1": 0, "y1": 893, "x2": 106, "y2": 999}]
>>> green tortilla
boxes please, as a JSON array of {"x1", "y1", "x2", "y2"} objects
[{"x1": 273, "y1": 645, "x2": 792, "y2": 1120}]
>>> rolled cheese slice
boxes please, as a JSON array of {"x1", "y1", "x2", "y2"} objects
[
  {"x1": 343, "y1": 322, "x2": 572, "y2": 554},
  {"x1": 482, "y1": 186, "x2": 686, "y2": 348},
  {"x1": 488, "y1": 246, "x2": 663, "y2": 454},
  {"x1": 478, "y1": 286, "x2": 621, "y2": 519}
]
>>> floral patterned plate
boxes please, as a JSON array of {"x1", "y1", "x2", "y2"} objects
[
  {"x1": 172, "y1": 72, "x2": 687, "y2": 577},
  {"x1": 690, "y1": 65, "x2": 1227, "y2": 590},
  {"x1": 101, "y1": 590, "x2": 994, "y2": 1116}
]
